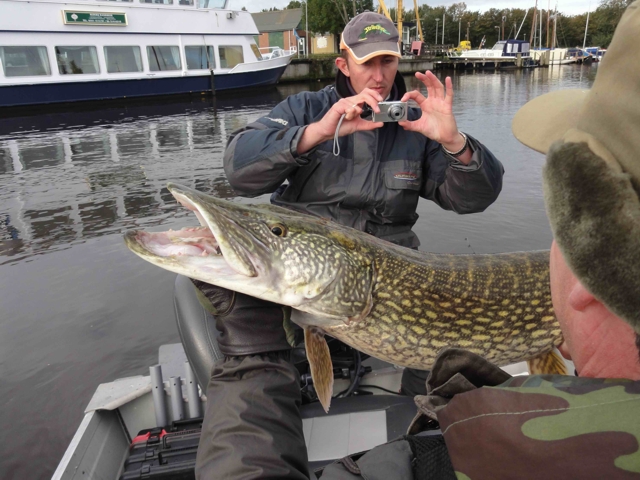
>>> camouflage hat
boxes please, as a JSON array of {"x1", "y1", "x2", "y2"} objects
[
  {"x1": 340, "y1": 12, "x2": 402, "y2": 64},
  {"x1": 512, "y1": 1, "x2": 640, "y2": 333}
]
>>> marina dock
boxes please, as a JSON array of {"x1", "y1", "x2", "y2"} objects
[
  {"x1": 280, "y1": 56, "x2": 434, "y2": 82},
  {"x1": 280, "y1": 50, "x2": 551, "y2": 83}
]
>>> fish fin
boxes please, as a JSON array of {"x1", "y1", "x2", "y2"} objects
[
  {"x1": 527, "y1": 349, "x2": 569, "y2": 375},
  {"x1": 304, "y1": 326, "x2": 334, "y2": 413}
]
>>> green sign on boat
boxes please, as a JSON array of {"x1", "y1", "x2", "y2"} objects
[{"x1": 62, "y1": 11, "x2": 128, "y2": 26}]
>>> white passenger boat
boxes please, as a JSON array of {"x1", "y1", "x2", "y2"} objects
[
  {"x1": 0, "y1": 0, "x2": 294, "y2": 107},
  {"x1": 457, "y1": 39, "x2": 531, "y2": 59}
]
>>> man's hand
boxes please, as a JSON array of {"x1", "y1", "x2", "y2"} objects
[
  {"x1": 399, "y1": 71, "x2": 472, "y2": 164},
  {"x1": 297, "y1": 88, "x2": 384, "y2": 155}
]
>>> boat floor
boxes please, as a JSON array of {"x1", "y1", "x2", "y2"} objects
[{"x1": 52, "y1": 343, "x2": 565, "y2": 479}]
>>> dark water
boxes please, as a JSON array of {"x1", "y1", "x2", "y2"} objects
[{"x1": 0, "y1": 64, "x2": 597, "y2": 479}]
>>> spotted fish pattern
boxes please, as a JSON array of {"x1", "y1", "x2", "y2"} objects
[{"x1": 323, "y1": 250, "x2": 562, "y2": 370}]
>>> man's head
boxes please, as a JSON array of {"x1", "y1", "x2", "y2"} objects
[
  {"x1": 513, "y1": 1, "x2": 640, "y2": 378},
  {"x1": 336, "y1": 12, "x2": 401, "y2": 98}
]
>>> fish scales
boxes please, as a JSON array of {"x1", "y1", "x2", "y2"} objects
[{"x1": 322, "y1": 250, "x2": 561, "y2": 369}]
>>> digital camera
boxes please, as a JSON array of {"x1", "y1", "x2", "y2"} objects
[{"x1": 372, "y1": 101, "x2": 408, "y2": 122}]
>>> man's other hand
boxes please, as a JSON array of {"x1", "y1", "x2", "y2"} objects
[{"x1": 399, "y1": 71, "x2": 472, "y2": 164}]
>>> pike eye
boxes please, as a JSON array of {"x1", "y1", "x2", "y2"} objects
[{"x1": 270, "y1": 224, "x2": 286, "y2": 237}]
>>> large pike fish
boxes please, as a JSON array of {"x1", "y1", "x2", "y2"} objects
[{"x1": 125, "y1": 184, "x2": 566, "y2": 412}]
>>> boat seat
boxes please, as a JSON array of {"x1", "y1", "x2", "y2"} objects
[
  {"x1": 174, "y1": 274, "x2": 419, "y2": 470},
  {"x1": 173, "y1": 274, "x2": 224, "y2": 390}
]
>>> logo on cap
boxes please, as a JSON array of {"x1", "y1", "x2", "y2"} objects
[{"x1": 359, "y1": 24, "x2": 391, "y2": 41}]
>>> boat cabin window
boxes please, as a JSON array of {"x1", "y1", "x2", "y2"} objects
[
  {"x1": 250, "y1": 44, "x2": 262, "y2": 61},
  {"x1": 147, "y1": 46, "x2": 181, "y2": 71},
  {"x1": 0, "y1": 46, "x2": 51, "y2": 77},
  {"x1": 184, "y1": 46, "x2": 215, "y2": 70},
  {"x1": 104, "y1": 46, "x2": 143, "y2": 73},
  {"x1": 55, "y1": 46, "x2": 100, "y2": 74},
  {"x1": 219, "y1": 46, "x2": 243, "y2": 68},
  {"x1": 140, "y1": 0, "x2": 173, "y2": 4},
  {"x1": 197, "y1": 0, "x2": 226, "y2": 8}
]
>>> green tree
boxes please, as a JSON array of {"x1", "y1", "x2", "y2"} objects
[
  {"x1": 286, "y1": 1, "x2": 302, "y2": 8},
  {"x1": 588, "y1": 0, "x2": 633, "y2": 46},
  {"x1": 307, "y1": 0, "x2": 373, "y2": 35}
]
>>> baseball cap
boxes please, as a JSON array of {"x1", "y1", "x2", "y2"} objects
[
  {"x1": 340, "y1": 12, "x2": 402, "y2": 64},
  {"x1": 512, "y1": 1, "x2": 640, "y2": 333}
]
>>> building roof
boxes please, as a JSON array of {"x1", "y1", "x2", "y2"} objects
[{"x1": 251, "y1": 8, "x2": 303, "y2": 33}]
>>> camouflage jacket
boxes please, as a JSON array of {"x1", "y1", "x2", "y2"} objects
[{"x1": 410, "y1": 348, "x2": 640, "y2": 480}]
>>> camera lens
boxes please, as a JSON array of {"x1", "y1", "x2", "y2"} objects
[{"x1": 389, "y1": 105, "x2": 405, "y2": 120}]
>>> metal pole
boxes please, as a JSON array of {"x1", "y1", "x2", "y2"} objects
[
  {"x1": 442, "y1": 13, "x2": 445, "y2": 44},
  {"x1": 184, "y1": 361, "x2": 202, "y2": 419},
  {"x1": 170, "y1": 376, "x2": 185, "y2": 422},
  {"x1": 435, "y1": 19, "x2": 439, "y2": 44},
  {"x1": 458, "y1": 19, "x2": 461, "y2": 45},
  {"x1": 305, "y1": 1, "x2": 309, "y2": 57},
  {"x1": 150, "y1": 365, "x2": 168, "y2": 427}
]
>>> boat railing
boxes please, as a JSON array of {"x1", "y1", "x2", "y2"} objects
[{"x1": 258, "y1": 46, "x2": 297, "y2": 60}]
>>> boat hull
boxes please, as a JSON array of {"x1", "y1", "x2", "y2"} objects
[{"x1": 0, "y1": 65, "x2": 288, "y2": 107}]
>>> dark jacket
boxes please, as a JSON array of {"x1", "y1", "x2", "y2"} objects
[{"x1": 223, "y1": 72, "x2": 504, "y2": 248}]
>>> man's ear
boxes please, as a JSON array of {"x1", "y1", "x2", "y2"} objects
[
  {"x1": 568, "y1": 281, "x2": 596, "y2": 312},
  {"x1": 336, "y1": 56, "x2": 350, "y2": 77}
]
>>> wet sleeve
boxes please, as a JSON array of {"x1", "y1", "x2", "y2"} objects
[
  {"x1": 421, "y1": 134, "x2": 505, "y2": 213},
  {"x1": 223, "y1": 92, "x2": 328, "y2": 197},
  {"x1": 195, "y1": 353, "x2": 310, "y2": 480}
]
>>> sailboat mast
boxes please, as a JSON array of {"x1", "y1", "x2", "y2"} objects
[
  {"x1": 546, "y1": 0, "x2": 551, "y2": 47},
  {"x1": 515, "y1": 8, "x2": 529, "y2": 39},
  {"x1": 583, "y1": 9, "x2": 590, "y2": 48},
  {"x1": 530, "y1": 0, "x2": 538, "y2": 45},
  {"x1": 539, "y1": 4, "x2": 542, "y2": 49},
  {"x1": 552, "y1": 3, "x2": 558, "y2": 49}
]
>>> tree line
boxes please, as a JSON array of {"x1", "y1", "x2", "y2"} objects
[{"x1": 262, "y1": 0, "x2": 631, "y2": 49}]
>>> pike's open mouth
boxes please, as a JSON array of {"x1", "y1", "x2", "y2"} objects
[
  {"x1": 134, "y1": 226, "x2": 222, "y2": 258},
  {"x1": 126, "y1": 185, "x2": 259, "y2": 278}
]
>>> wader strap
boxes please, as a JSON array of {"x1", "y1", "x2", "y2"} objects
[{"x1": 339, "y1": 455, "x2": 363, "y2": 476}]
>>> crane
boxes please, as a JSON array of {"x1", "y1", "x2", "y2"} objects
[{"x1": 377, "y1": 0, "x2": 424, "y2": 43}]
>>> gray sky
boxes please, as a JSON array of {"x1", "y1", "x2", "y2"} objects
[{"x1": 231, "y1": 0, "x2": 596, "y2": 16}]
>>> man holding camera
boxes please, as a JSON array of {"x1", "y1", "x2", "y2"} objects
[
  {"x1": 224, "y1": 12, "x2": 503, "y2": 251},
  {"x1": 194, "y1": 12, "x2": 503, "y2": 479}
]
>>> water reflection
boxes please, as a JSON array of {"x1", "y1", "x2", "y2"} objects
[
  {"x1": 0, "y1": 66, "x2": 598, "y2": 265},
  {"x1": 0, "y1": 89, "x2": 298, "y2": 263}
]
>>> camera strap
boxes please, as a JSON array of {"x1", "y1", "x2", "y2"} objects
[{"x1": 333, "y1": 113, "x2": 347, "y2": 157}]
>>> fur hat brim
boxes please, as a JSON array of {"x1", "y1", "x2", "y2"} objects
[{"x1": 544, "y1": 141, "x2": 640, "y2": 333}]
